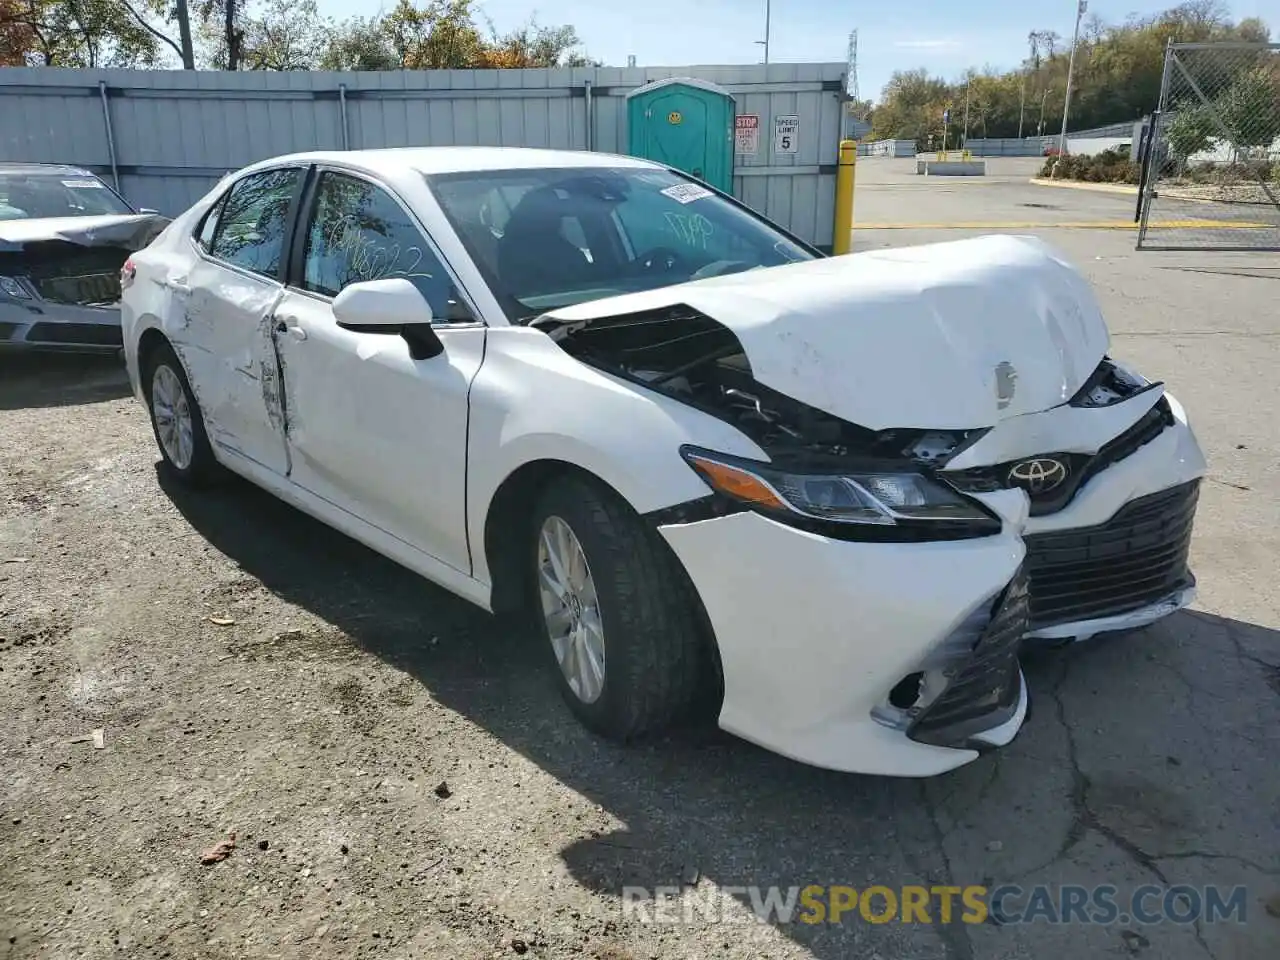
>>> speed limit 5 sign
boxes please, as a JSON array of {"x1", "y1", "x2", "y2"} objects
[{"x1": 773, "y1": 115, "x2": 799, "y2": 154}]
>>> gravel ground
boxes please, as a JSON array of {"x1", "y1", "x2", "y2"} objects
[{"x1": 2, "y1": 218, "x2": 1279, "y2": 960}]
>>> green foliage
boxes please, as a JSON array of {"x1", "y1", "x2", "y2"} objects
[
  {"x1": 869, "y1": 2, "x2": 1272, "y2": 144},
  {"x1": 1215, "y1": 66, "x2": 1280, "y2": 149},
  {"x1": 1, "y1": 0, "x2": 178, "y2": 66},
  {"x1": 1039, "y1": 147, "x2": 1139, "y2": 183},
  {"x1": 1165, "y1": 106, "x2": 1216, "y2": 159}
]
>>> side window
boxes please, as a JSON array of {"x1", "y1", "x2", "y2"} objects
[
  {"x1": 195, "y1": 195, "x2": 224, "y2": 251},
  {"x1": 302, "y1": 172, "x2": 471, "y2": 322},
  {"x1": 208, "y1": 168, "x2": 301, "y2": 278}
]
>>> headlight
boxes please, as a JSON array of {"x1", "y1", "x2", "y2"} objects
[
  {"x1": 0, "y1": 275, "x2": 32, "y2": 300},
  {"x1": 681, "y1": 446, "x2": 999, "y2": 535}
]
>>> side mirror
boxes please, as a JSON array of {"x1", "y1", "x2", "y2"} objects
[{"x1": 332, "y1": 278, "x2": 444, "y2": 360}]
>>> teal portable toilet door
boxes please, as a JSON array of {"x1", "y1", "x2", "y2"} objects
[{"x1": 625, "y1": 78, "x2": 734, "y2": 193}]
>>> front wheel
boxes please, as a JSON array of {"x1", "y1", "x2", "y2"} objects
[
  {"x1": 143, "y1": 341, "x2": 221, "y2": 485},
  {"x1": 530, "y1": 475, "x2": 703, "y2": 740}
]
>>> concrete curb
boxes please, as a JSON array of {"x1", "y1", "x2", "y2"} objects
[
  {"x1": 1028, "y1": 177, "x2": 1227, "y2": 207},
  {"x1": 1028, "y1": 178, "x2": 1138, "y2": 195}
]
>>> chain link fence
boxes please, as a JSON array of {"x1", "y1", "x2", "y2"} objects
[{"x1": 1137, "y1": 42, "x2": 1280, "y2": 251}]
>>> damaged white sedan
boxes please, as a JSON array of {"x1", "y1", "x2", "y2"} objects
[{"x1": 119, "y1": 148, "x2": 1206, "y2": 777}]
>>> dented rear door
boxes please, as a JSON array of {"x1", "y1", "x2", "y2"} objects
[{"x1": 175, "y1": 166, "x2": 304, "y2": 475}]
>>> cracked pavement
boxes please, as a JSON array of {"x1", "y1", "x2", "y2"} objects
[{"x1": 2, "y1": 165, "x2": 1278, "y2": 959}]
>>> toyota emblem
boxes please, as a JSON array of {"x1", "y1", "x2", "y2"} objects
[{"x1": 1008, "y1": 457, "x2": 1069, "y2": 494}]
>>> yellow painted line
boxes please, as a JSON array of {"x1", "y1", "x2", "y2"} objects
[{"x1": 859, "y1": 219, "x2": 1270, "y2": 230}]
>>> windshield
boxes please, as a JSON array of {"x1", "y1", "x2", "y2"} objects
[
  {"x1": 0, "y1": 172, "x2": 133, "y2": 221},
  {"x1": 427, "y1": 166, "x2": 816, "y2": 321}
]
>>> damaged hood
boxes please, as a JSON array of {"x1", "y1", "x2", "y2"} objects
[
  {"x1": 540, "y1": 234, "x2": 1110, "y2": 431},
  {"x1": 0, "y1": 213, "x2": 170, "y2": 253}
]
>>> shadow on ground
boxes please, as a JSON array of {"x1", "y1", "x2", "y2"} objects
[
  {"x1": 157, "y1": 468, "x2": 1280, "y2": 959},
  {"x1": 0, "y1": 353, "x2": 131, "y2": 410}
]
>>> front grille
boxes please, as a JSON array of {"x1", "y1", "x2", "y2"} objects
[
  {"x1": 908, "y1": 568, "x2": 1028, "y2": 748},
  {"x1": 36, "y1": 271, "x2": 122, "y2": 306},
  {"x1": 26, "y1": 321, "x2": 123, "y2": 346},
  {"x1": 1024, "y1": 480, "x2": 1198, "y2": 630},
  {"x1": 945, "y1": 395, "x2": 1174, "y2": 516}
]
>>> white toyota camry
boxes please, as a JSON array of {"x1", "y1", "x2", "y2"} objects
[{"x1": 119, "y1": 147, "x2": 1206, "y2": 777}]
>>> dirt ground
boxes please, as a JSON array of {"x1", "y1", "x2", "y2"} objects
[{"x1": 2, "y1": 218, "x2": 1279, "y2": 960}]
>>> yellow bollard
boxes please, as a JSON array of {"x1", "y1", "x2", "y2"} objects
[{"x1": 833, "y1": 139, "x2": 857, "y2": 256}]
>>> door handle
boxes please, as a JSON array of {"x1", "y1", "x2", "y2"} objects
[
  {"x1": 274, "y1": 315, "x2": 307, "y2": 341},
  {"x1": 167, "y1": 277, "x2": 190, "y2": 292}
]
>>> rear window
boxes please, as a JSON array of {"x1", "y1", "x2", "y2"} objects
[{"x1": 0, "y1": 172, "x2": 132, "y2": 221}]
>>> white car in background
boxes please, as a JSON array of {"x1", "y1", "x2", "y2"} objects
[{"x1": 119, "y1": 147, "x2": 1206, "y2": 777}]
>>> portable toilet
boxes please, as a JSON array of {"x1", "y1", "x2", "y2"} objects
[{"x1": 625, "y1": 78, "x2": 735, "y2": 193}]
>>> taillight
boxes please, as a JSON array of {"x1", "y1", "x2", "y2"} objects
[{"x1": 120, "y1": 258, "x2": 136, "y2": 290}]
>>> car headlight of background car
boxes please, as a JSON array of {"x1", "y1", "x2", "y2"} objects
[{"x1": 681, "y1": 446, "x2": 1001, "y2": 539}]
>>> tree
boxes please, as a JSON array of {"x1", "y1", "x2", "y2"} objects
[
  {"x1": 868, "y1": 2, "x2": 1273, "y2": 143},
  {"x1": 194, "y1": 0, "x2": 244, "y2": 69},
  {"x1": 319, "y1": 15, "x2": 398, "y2": 71},
  {"x1": 478, "y1": 16, "x2": 593, "y2": 67},
  {"x1": 316, "y1": 0, "x2": 594, "y2": 72},
  {"x1": 1164, "y1": 104, "x2": 1215, "y2": 167},
  {"x1": 1215, "y1": 65, "x2": 1280, "y2": 155},
  {"x1": 1, "y1": 0, "x2": 172, "y2": 66},
  {"x1": 0, "y1": 0, "x2": 196, "y2": 67},
  {"x1": 239, "y1": 0, "x2": 329, "y2": 70},
  {"x1": 0, "y1": 0, "x2": 32, "y2": 63},
  {"x1": 384, "y1": 0, "x2": 485, "y2": 70}
]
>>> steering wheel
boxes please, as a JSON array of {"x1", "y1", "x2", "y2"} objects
[{"x1": 638, "y1": 245, "x2": 688, "y2": 274}]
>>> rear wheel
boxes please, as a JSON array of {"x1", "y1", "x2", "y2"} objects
[
  {"x1": 143, "y1": 341, "x2": 221, "y2": 485},
  {"x1": 529, "y1": 475, "x2": 703, "y2": 740}
]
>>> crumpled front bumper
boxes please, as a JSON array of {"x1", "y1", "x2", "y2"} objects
[
  {"x1": 0, "y1": 299, "x2": 123, "y2": 352},
  {"x1": 657, "y1": 394, "x2": 1206, "y2": 777}
]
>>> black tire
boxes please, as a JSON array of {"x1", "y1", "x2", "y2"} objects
[
  {"x1": 529, "y1": 474, "x2": 703, "y2": 741},
  {"x1": 142, "y1": 340, "x2": 222, "y2": 485}
]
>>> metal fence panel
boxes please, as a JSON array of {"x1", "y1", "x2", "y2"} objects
[
  {"x1": 1137, "y1": 42, "x2": 1280, "y2": 251},
  {"x1": 0, "y1": 63, "x2": 845, "y2": 248}
]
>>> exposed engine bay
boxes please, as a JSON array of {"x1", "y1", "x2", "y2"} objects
[{"x1": 538, "y1": 305, "x2": 986, "y2": 469}]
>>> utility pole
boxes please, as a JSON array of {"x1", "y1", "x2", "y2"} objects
[
  {"x1": 962, "y1": 77, "x2": 970, "y2": 146},
  {"x1": 1039, "y1": 89, "x2": 1049, "y2": 136},
  {"x1": 1058, "y1": 0, "x2": 1087, "y2": 157}
]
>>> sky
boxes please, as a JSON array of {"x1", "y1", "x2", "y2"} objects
[{"x1": 317, "y1": 0, "x2": 1277, "y2": 101}]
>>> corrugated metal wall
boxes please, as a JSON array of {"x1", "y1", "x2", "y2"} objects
[
  {"x1": 964, "y1": 120, "x2": 1146, "y2": 157},
  {"x1": 0, "y1": 63, "x2": 846, "y2": 248}
]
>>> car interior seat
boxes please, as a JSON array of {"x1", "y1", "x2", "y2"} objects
[{"x1": 497, "y1": 187, "x2": 592, "y2": 295}]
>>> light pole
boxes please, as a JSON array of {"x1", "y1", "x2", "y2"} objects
[
  {"x1": 962, "y1": 77, "x2": 970, "y2": 146},
  {"x1": 1018, "y1": 71, "x2": 1026, "y2": 139},
  {"x1": 754, "y1": 0, "x2": 772, "y2": 64},
  {"x1": 1058, "y1": 0, "x2": 1087, "y2": 157}
]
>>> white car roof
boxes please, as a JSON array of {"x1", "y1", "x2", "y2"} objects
[{"x1": 239, "y1": 147, "x2": 661, "y2": 179}]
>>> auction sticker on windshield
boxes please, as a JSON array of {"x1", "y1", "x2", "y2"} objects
[
  {"x1": 62, "y1": 179, "x2": 107, "y2": 189},
  {"x1": 660, "y1": 183, "x2": 714, "y2": 205}
]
